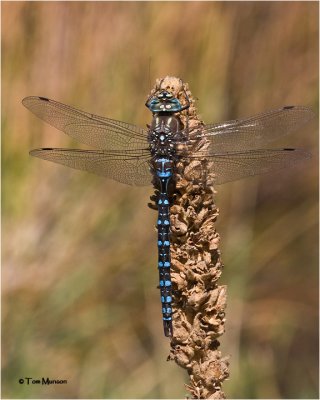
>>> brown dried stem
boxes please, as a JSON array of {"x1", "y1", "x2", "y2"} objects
[{"x1": 149, "y1": 77, "x2": 229, "y2": 399}]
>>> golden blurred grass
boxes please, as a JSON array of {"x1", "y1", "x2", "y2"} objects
[{"x1": 2, "y1": 2, "x2": 318, "y2": 399}]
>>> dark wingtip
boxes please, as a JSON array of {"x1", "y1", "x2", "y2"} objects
[
  {"x1": 283, "y1": 104, "x2": 315, "y2": 116},
  {"x1": 22, "y1": 96, "x2": 49, "y2": 106},
  {"x1": 29, "y1": 148, "x2": 54, "y2": 157},
  {"x1": 282, "y1": 148, "x2": 312, "y2": 159}
]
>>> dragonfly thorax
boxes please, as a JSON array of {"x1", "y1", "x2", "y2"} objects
[{"x1": 148, "y1": 114, "x2": 182, "y2": 157}]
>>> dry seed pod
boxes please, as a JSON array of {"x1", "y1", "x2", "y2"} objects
[{"x1": 148, "y1": 76, "x2": 229, "y2": 398}]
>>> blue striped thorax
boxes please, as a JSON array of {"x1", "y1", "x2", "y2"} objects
[{"x1": 147, "y1": 90, "x2": 186, "y2": 160}]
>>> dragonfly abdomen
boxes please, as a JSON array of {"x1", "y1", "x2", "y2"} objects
[
  {"x1": 155, "y1": 157, "x2": 174, "y2": 337},
  {"x1": 157, "y1": 192, "x2": 173, "y2": 337}
]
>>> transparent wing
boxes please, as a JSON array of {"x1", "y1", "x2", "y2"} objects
[
  {"x1": 22, "y1": 96, "x2": 149, "y2": 150},
  {"x1": 30, "y1": 148, "x2": 153, "y2": 186},
  {"x1": 180, "y1": 106, "x2": 315, "y2": 152},
  {"x1": 185, "y1": 148, "x2": 311, "y2": 185}
]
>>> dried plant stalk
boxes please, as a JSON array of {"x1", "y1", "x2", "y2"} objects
[{"x1": 149, "y1": 77, "x2": 229, "y2": 398}]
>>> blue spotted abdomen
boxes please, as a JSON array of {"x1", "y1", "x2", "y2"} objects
[
  {"x1": 157, "y1": 193, "x2": 172, "y2": 336},
  {"x1": 154, "y1": 157, "x2": 174, "y2": 337}
]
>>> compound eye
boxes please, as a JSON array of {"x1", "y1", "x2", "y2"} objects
[
  {"x1": 166, "y1": 92, "x2": 173, "y2": 98},
  {"x1": 158, "y1": 93, "x2": 164, "y2": 98}
]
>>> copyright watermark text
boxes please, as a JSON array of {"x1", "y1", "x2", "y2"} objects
[{"x1": 19, "y1": 377, "x2": 68, "y2": 385}]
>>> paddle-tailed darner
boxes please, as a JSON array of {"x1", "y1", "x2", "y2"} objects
[{"x1": 23, "y1": 77, "x2": 314, "y2": 337}]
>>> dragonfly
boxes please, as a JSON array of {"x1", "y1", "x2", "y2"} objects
[{"x1": 23, "y1": 80, "x2": 314, "y2": 337}]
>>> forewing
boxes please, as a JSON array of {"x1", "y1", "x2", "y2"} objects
[
  {"x1": 187, "y1": 106, "x2": 315, "y2": 152},
  {"x1": 22, "y1": 96, "x2": 149, "y2": 150},
  {"x1": 30, "y1": 148, "x2": 152, "y2": 186}
]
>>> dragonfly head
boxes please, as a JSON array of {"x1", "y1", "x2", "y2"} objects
[{"x1": 146, "y1": 90, "x2": 184, "y2": 113}]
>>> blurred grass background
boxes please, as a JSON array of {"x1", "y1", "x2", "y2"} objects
[{"x1": 2, "y1": 2, "x2": 318, "y2": 399}]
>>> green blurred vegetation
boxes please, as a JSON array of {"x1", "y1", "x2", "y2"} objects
[{"x1": 2, "y1": 2, "x2": 318, "y2": 399}]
